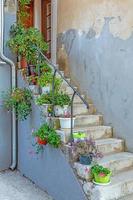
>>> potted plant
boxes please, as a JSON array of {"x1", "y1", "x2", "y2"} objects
[
  {"x1": 91, "y1": 164, "x2": 112, "y2": 184},
  {"x1": 73, "y1": 132, "x2": 86, "y2": 142},
  {"x1": 35, "y1": 62, "x2": 52, "y2": 74},
  {"x1": 7, "y1": 25, "x2": 48, "y2": 68},
  {"x1": 27, "y1": 75, "x2": 39, "y2": 94},
  {"x1": 59, "y1": 110, "x2": 75, "y2": 129},
  {"x1": 2, "y1": 88, "x2": 32, "y2": 121},
  {"x1": 54, "y1": 92, "x2": 71, "y2": 117},
  {"x1": 37, "y1": 72, "x2": 53, "y2": 94},
  {"x1": 32, "y1": 123, "x2": 61, "y2": 154},
  {"x1": 35, "y1": 93, "x2": 53, "y2": 116},
  {"x1": 70, "y1": 138, "x2": 103, "y2": 164}
]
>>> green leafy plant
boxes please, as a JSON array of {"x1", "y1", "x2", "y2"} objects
[
  {"x1": 7, "y1": 26, "x2": 48, "y2": 64},
  {"x1": 54, "y1": 92, "x2": 71, "y2": 107},
  {"x1": 2, "y1": 88, "x2": 32, "y2": 121},
  {"x1": 35, "y1": 62, "x2": 52, "y2": 74},
  {"x1": 33, "y1": 123, "x2": 61, "y2": 154},
  {"x1": 91, "y1": 164, "x2": 111, "y2": 183},
  {"x1": 37, "y1": 72, "x2": 53, "y2": 87},
  {"x1": 36, "y1": 93, "x2": 53, "y2": 105}
]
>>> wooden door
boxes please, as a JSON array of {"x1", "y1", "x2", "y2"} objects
[{"x1": 41, "y1": 0, "x2": 52, "y2": 59}]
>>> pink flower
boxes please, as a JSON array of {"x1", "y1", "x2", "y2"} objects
[{"x1": 99, "y1": 173, "x2": 106, "y2": 177}]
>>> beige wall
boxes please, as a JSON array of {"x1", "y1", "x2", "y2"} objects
[{"x1": 58, "y1": 0, "x2": 133, "y2": 40}]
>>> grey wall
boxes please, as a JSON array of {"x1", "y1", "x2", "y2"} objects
[
  {"x1": 58, "y1": 18, "x2": 133, "y2": 152},
  {"x1": 18, "y1": 72, "x2": 87, "y2": 200}
]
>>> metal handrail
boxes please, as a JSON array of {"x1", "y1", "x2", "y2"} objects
[{"x1": 36, "y1": 48, "x2": 89, "y2": 142}]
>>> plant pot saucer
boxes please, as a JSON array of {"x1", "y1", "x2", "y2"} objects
[{"x1": 92, "y1": 180, "x2": 111, "y2": 186}]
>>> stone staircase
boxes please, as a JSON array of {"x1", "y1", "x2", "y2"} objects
[{"x1": 57, "y1": 72, "x2": 133, "y2": 200}]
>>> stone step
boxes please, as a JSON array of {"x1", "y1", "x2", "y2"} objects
[
  {"x1": 96, "y1": 138, "x2": 124, "y2": 155},
  {"x1": 119, "y1": 194, "x2": 133, "y2": 200},
  {"x1": 62, "y1": 138, "x2": 124, "y2": 163},
  {"x1": 57, "y1": 125, "x2": 112, "y2": 143},
  {"x1": 63, "y1": 86, "x2": 78, "y2": 95},
  {"x1": 74, "y1": 152, "x2": 133, "y2": 180},
  {"x1": 75, "y1": 115, "x2": 103, "y2": 127},
  {"x1": 73, "y1": 103, "x2": 96, "y2": 115},
  {"x1": 83, "y1": 169, "x2": 133, "y2": 200}
]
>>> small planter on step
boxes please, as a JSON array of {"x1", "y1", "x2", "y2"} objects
[
  {"x1": 59, "y1": 111, "x2": 75, "y2": 129},
  {"x1": 54, "y1": 93, "x2": 71, "y2": 117},
  {"x1": 59, "y1": 117, "x2": 76, "y2": 129},
  {"x1": 91, "y1": 165, "x2": 112, "y2": 185},
  {"x1": 54, "y1": 105, "x2": 69, "y2": 117},
  {"x1": 79, "y1": 154, "x2": 93, "y2": 165},
  {"x1": 73, "y1": 132, "x2": 86, "y2": 142}
]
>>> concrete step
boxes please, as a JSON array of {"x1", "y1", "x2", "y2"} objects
[
  {"x1": 75, "y1": 115, "x2": 103, "y2": 127},
  {"x1": 83, "y1": 169, "x2": 133, "y2": 200},
  {"x1": 73, "y1": 103, "x2": 96, "y2": 115},
  {"x1": 62, "y1": 138, "x2": 124, "y2": 163},
  {"x1": 96, "y1": 138, "x2": 124, "y2": 155},
  {"x1": 74, "y1": 152, "x2": 133, "y2": 180},
  {"x1": 57, "y1": 125, "x2": 112, "y2": 143}
]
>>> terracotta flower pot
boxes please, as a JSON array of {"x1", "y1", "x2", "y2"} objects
[
  {"x1": 37, "y1": 137, "x2": 47, "y2": 145},
  {"x1": 20, "y1": 57, "x2": 27, "y2": 68}
]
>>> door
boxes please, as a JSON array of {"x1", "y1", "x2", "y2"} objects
[{"x1": 41, "y1": 0, "x2": 52, "y2": 59}]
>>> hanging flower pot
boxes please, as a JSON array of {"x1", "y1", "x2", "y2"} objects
[{"x1": 37, "y1": 137, "x2": 47, "y2": 145}]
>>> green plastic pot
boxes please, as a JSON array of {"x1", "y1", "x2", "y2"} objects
[{"x1": 94, "y1": 172, "x2": 111, "y2": 183}]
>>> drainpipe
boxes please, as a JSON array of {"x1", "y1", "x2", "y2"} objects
[{"x1": 0, "y1": 0, "x2": 17, "y2": 170}]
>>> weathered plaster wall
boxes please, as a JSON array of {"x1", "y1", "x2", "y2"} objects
[{"x1": 57, "y1": 0, "x2": 133, "y2": 151}]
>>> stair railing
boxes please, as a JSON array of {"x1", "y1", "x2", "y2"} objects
[{"x1": 35, "y1": 47, "x2": 89, "y2": 143}]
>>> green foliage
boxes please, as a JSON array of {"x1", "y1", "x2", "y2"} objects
[
  {"x1": 36, "y1": 93, "x2": 53, "y2": 105},
  {"x1": 91, "y1": 165, "x2": 111, "y2": 176},
  {"x1": 37, "y1": 72, "x2": 53, "y2": 87},
  {"x1": 33, "y1": 123, "x2": 61, "y2": 148},
  {"x1": 54, "y1": 92, "x2": 71, "y2": 107},
  {"x1": 18, "y1": 0, "x2": 31, "y2": 6},
  {"x1": 35, "y1": 62, "x2": 52, "y2": 74},
  {"x1": 2, "y1": 88, "x2": 32, "y2": 121},
  {"x1": 7, "y1": 25, "x2": 48, "y2": 64}
]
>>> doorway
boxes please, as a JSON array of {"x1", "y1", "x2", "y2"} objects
[{"x1": 41, "y1": 0, "x2": 52, "y2": 59}]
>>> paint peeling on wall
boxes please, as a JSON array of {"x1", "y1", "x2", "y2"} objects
[{"x1": 58, "y1": 0, "x2": 133, "y2": 40}]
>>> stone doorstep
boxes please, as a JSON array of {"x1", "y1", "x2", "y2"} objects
[
  {"x1": 57, "y1": 125, "x2": 112, "y2": 143},
  {"x1": 83, "y1": 169, "x2": 133, "y2": 200},
  {"x1": 74, "y1": 152, "x2": 133, "y2": 180}
]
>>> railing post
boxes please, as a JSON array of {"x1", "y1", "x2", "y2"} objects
[{"x1": 70, "y1": 91, "x2": 76, "y2": 144}]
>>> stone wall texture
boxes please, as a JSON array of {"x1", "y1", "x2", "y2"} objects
[{"x1": 57, "y1": 0, "x2": 133, "y2": 152}]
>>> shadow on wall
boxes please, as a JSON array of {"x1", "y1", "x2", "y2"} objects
[{"x1": 57, "y1": 17, "x2": 133, "y2": 152}]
